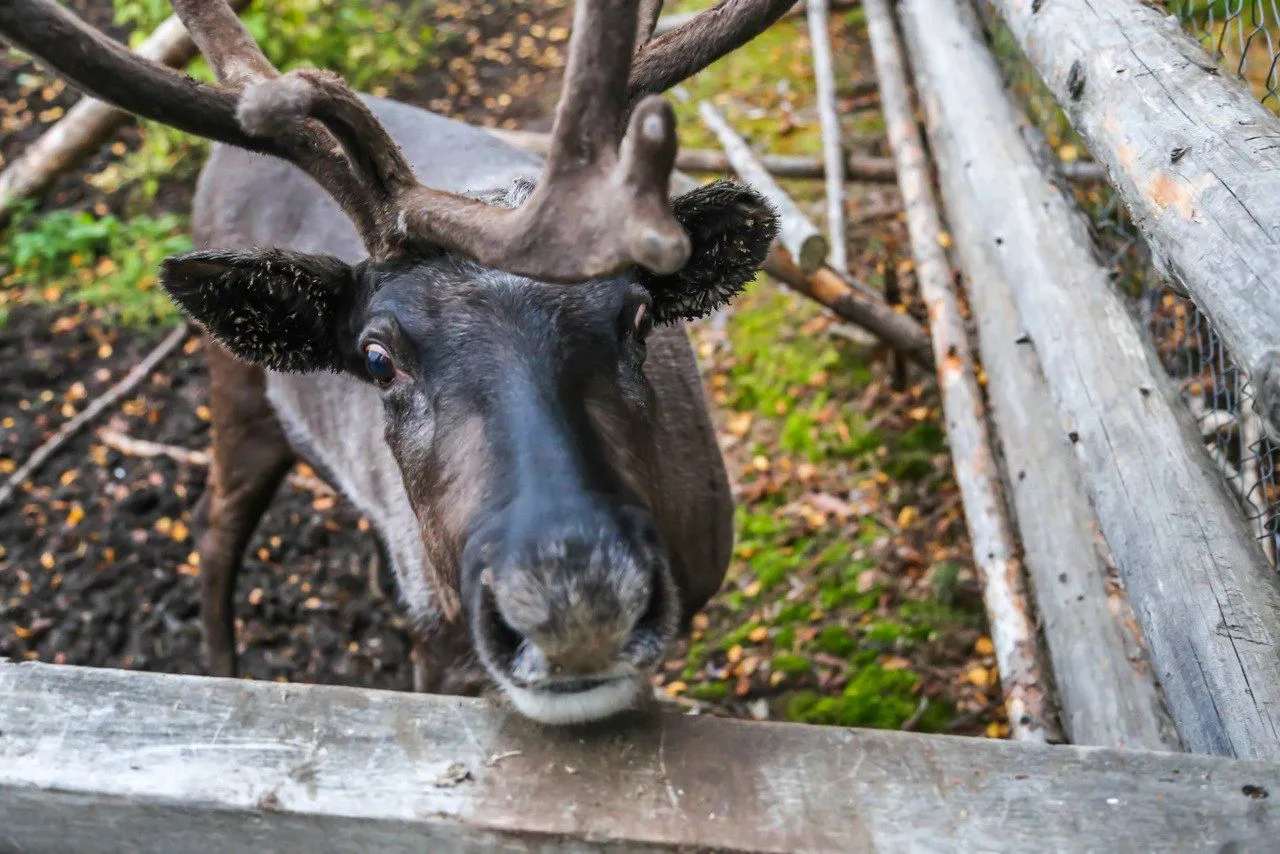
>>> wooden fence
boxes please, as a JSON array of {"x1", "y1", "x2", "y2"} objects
[{"x1": 1, "y1": 660, "x2": 1278, "y2": 853}]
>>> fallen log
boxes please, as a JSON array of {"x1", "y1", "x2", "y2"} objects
[
  {"x1": 806, "y1": 0, "x2": 848, "y2": 271},
  {"x1": 864, "y1": 0, "x2": 1058, "y2": 743},
  {"x1": 907, "y1": 0, "x2": 1280, "y2": 759},
  {"x1": 0, "y1": 2, "x2": 251, "y2": 222},
  {"x1": 763, "y1": 252, "x2": 933, "y2": 368},
  {"x1": 486, "y1": 128, "x2": 1103, "y2": 185},
  {"x1": 986, "y1": 0, "x2": 1280, "y2": 442},
  {"x1": 899, "y1": 0, "x2": 1180, "y2": 752},
  {"x1": 699, "y1": 101, "x2": 829, "y2": 272}
]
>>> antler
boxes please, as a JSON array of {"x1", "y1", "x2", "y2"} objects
[{"x1": 0, "y1": 0, "x2": 796, "y2": 282}]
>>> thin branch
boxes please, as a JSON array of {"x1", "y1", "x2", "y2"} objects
[
  {"x1": 0, "y1": 323, "x2": 190, "y2": 511},
  {"x1": 97, "y1": 430, "x2": 335, "y2": 497}
]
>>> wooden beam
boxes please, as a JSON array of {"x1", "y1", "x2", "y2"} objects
[
  {"x1": 806, "y1": 0, "x2": 848, "y2": 272},
  {"x1": 986, "y1": 0, "x2": 1280, "y2": 442},
  {"x1": 762, "y1": 251, "x2": 934, "y2": 369},
  {"x1": 486, "y1": 127, "x2": 900, "y2": 183},
  {"x1": 698, "y1": 101, "x2": 830, "y2": 272},
  {"x1": 863, "y1": 0, "x2": 1058, "y2": 744},
  {"x1": 898, "y1": 0, "x2": 1179, "y2": 753},
  {"x1": 1, "y1": 662, "x2": 1278, "y2": 853},
  {"x1": 903, "y1": 0, "x2": 1280, "y2": 759}
]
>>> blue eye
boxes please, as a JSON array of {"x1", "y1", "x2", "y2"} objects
[{"x1": 364, "y1": 343, "x2": 396, "y2": 384}]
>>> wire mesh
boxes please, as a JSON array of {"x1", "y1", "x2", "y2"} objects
[{"x1": 978, "y1": 0, "x2": 1280, "y2": 565}]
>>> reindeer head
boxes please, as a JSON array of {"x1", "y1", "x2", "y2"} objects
[{"x1": 2, "y1": 0, "x2": 789, "y2": 722}]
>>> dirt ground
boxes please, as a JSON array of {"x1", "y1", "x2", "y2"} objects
[{"x1": 1, "y1": 0, "x2": 999, "y2": 735}]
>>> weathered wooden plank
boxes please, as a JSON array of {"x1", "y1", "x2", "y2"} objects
[
  {"x1": 863, "y1": 0, "x2": 1058, "y2": 744},
  {"x1": 1, "y1": 662, "x2": 1278, "y2": 853},
  {"x1": 898, "y1": 0, "x2": 1180, "y2": 753},
  {"x1": 903, "y1": 0, "x2": 1280, "y2": 759},
  {"x1": 987, "y1": 0, "x2": 1280, "y2": 441}
]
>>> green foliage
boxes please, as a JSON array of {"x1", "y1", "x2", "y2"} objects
[
  {"x1": 771, "y1": 653, "x2": 812, "y2": 675},
  {"x1": 1, "y1": 203, "x2": 189, "y2": 326},
  {"x1": 103, "y1": 0, "x2": 439, "y2": 202},
  {"x1": 114, "y1": 0, "x2": 436, "y2": 89}
]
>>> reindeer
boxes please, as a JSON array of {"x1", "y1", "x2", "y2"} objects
[{"x1": 1, "y1": 0, "x2": 786, "y2": 723}]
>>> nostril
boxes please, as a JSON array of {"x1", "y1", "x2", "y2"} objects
[{"x1": 478, "y1": 581, "x2": 523, "y2": 665}]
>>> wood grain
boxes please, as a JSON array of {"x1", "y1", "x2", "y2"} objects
[
  {"x1": 2, "y1": 661, "x2": 1278, "y2": 853},
  {"x1": 864, "y1": 0, "x2": 1057, "y2": 743},
  {"x1": 987, "y1": 0, "x2": 1280, "y2": 441},
  {"x1": 899, "y1": 0, "x2": 1180, "y2": 752},
  {"x1": 910, "y1": 0, "x2": 1280, "y2": 759}
]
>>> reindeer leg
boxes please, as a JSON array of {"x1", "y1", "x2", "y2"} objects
[{"x1": 198, "y1": 343, "x2": 294, "y2": 678}]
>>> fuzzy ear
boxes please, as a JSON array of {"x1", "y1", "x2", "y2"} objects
[
  {"x1": 638, "y1": 180, "x2": 779, "y2": 324},
  {"x1": 160, "y1": 249, "x2": 354, "y2": 373}
]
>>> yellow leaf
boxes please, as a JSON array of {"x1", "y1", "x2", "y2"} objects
[
  {"x1": 897, "y1": 506, "x2": 919, "y2": 528},
  {"x1": 936, "y1": 231, "x2": 953, "y2": 249},
  {"x1": 66, "y1": 504, "x2": 85, "y2": 528},
  {"x1": 747, "y1": 626, "x2": 769, "y2": 643},
  {"x1": 966, "y1": 666, "x2": 990, "y2": 687},
  {"x1": 726, "y1": 645, "x2": 744, "y2": 664},
  {"x1": 743, "y1": 580, "x2": 762, "y2": 598},
  {"x1": 39, "y1": 553, "x2": 55, "y2": 570},
  {"x1": 1058, "y1": 143, "x2": 1079, "y2": 163},
  {"x1": 751, "y1": 455, "x2": 770, "y2": 472},
  {"x1": 974, "y1": 636, "x2": 995, "y2": 656},
  {"x1": 665, "y1": 680, "x2": 687, "y2": 696},
  {"x1": 882, "y1": 655, "x2": 912, "y2": 671}
]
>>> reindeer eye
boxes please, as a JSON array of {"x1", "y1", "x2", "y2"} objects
[
  {"x1": 363, "y1": 343, "x2": 395, "y2": 384},
  {"x1": 633, "y1": 303, "x2": 653, "y2": 341}
]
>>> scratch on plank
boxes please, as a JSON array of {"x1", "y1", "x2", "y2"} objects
[{"x1": 657, "y1": 720, "x2": 681, "y2": 810}]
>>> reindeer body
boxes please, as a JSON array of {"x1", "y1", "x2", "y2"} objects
[
  {"x1": 192, "y1": 99, "x2": 735, "y2": 698},
  {"x1": 5, "y1": 0, "x2": 786, "y2": 722}
]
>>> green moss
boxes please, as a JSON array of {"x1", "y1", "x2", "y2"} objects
[
  {"x1": 687, "y1": 682, "x2": 730, "y2": 701},
  {"x1": 899, "y1": 422, "x2": 947, "y2": 453},
  {"x1": 813, "y1": 625, "x2": 856, "y2": 657},
  {"x1": 771, "y1": 653, "x2": 813, "y2": 675},
  {"x1": 774, "y1": 602, "x2": 814, "y2": 625},
  {"x1": 864, "y1": 621, "x2": 905, "y2": 646},
  {"x1": 786, "y1": 666, "x2": 926, "y2": 729},
  {"x1": 772, "y1": 625, "x2": 796, "y2": 650}
]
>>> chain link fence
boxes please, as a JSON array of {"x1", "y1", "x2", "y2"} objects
[{"x1": 980, "y1": 0, "x2": 1280, "y2": 566}]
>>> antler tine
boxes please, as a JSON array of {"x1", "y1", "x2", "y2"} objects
[
  {"x1": 167, "y1": 0, "x2": 418, "y2": 252},
  {"x1": 627, "y1": 0, "x2": 796, "y2": 106},
  {"x1": 635, "y1": 0, "x2": 666, "y2": 53},
  {"x1": 397, "y1": 0, "x2": 692, "y2": 281}
]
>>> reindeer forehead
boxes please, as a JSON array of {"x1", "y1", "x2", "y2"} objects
[{"x1": 364, "y1": 258, "x2": 637, "y2": 332}]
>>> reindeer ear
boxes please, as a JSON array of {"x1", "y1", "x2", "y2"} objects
[
  {"x1": 160, "y1": 249, "x2": 354, "y2": 373},
  {"x1": 638, "y1": 180, "x2": 779, "y2": 324}
]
